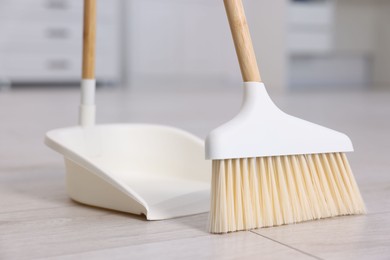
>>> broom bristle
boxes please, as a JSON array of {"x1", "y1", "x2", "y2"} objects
[{"x1": 209, "y1": 152, "x2": 366, "y2": 233}]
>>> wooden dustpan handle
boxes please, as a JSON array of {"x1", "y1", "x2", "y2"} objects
[
  {"x1": 224, "y1": 0, "x2": 261, "y2": 82},
  {"x1": 82, "y1": 0, "x2": 96, "y2": 80}
]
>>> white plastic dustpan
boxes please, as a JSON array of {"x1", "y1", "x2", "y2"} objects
[
  {"x1": 45, "y1": 0, "x2": 211, "y2": 220},
  {"x1": 45, "y1": 124, "x2": 211, "y2": 220}
]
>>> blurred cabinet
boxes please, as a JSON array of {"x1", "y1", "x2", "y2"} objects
[
  {"x1": 288, "y1": 0, "x2": 334, "y2": 54},
  {"x1": 126, "y1": 0, "x2": 287, "y2": 91},
  {"x1": 0, "y1": 0, "x2": 121, "y2": 85},
  {"x1": 287, "y1": 0, "x2": 376, "y2": 89},
  {"x1": 126, "y1": 0, "x2": 239, "y2": 87}
]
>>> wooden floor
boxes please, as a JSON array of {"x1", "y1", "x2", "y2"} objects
[{"x1": 1, "y1": 86, "x2": 390, "y2": 259}]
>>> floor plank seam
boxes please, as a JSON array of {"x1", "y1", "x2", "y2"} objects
[{"x1": 249, "y1": 231, "x2": 323, "y2": 260}]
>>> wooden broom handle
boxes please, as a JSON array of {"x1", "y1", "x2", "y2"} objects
[
  {"x1": 224, "y1": 0, "x2": 261, "y2": 82},
  {"x1": 82, "y1": 0, "x2": 96, "y2": 79}
]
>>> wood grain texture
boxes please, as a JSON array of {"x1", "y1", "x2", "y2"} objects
[
  {"x1": 224, "y1": 0, "x2": 261, "y2": 82},
  {"x1": 82, "y1": 0, "x2": 96, "y2": 79},
  {"x1": 0, "y1": 86, "x2": 390, "y2": 259}
]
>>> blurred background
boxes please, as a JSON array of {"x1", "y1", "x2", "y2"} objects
[{"x1": 0, "y1": 0, "x2": 389, "y2": 92}]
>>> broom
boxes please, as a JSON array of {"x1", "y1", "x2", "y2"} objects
[{"x1": 206, "y1": 0, "x2": 366, "y2": 233}]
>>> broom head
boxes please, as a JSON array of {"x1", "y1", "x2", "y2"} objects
[{"x1": 206, "y1": 82, "x2": 366, "y2": 233}]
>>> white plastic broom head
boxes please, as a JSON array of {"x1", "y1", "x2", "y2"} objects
[{"x1": 205, "y1": 82, "x2": 353, "y2": 160}]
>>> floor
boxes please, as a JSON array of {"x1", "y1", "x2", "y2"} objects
[{"x1": 1, "y1": 85, "x2": 390, "y2": 260}]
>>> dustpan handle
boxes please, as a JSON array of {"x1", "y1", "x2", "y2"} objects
[
  {"x1": 82, "y1": 0, "x2": 96, "y2": 79},
  {"x1": 80, "y1": 0, "x2": 96, "y2": 126},
  {"x1": 224, "y1": 0, "x2": 262, "y2": 82}
]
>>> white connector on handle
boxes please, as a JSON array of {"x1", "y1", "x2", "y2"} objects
[{"x1": 79, "y1": 79, "x2": 96, "y2": 127}]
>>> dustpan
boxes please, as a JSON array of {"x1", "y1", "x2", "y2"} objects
[{"x1": 45, "y1": 0, "x2": 211, "y2": 220}]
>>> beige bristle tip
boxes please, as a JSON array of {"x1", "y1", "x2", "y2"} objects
[{"x1": 208, "y1": 152, "x2": 366, "y2": 234}]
